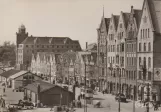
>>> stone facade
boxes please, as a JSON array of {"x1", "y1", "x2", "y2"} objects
[{"x1": 97, "y1": 0, "x2": 161, "y2": 102}]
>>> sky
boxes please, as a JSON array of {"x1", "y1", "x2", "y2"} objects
[{"x1": 1, "y1": 0, "x2": 144, "y2": 49}]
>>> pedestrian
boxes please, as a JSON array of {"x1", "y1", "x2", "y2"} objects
[{"x1": 0, "y1": 96, "x2": 5, "y2": 112}]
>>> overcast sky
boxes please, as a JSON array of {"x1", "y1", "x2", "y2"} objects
[{"x1": 1, "y1": 0, "x2": 143, "y2": 49}]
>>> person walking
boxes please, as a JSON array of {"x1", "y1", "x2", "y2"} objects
[{"x1": 0, "y1": 96, "x2": 5, "y2": 112}]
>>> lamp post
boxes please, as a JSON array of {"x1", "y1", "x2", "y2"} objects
[
  {"x1": 108, "y1": 63, "x2": 113, "y2": 93},
  {"x1": 115, "y1": 65, "x2": 121, "y2": 112},
  {"x1": 82, "y1": 54, "x2": 92, "y2": 112},
  {"x1": 141, "y1": 60, "x2": 150, "y2": 112}
]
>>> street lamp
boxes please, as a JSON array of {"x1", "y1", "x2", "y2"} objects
[
  {"x1": 82, "y1": 54, "x2": 93, "y2": 112},
  {"x1": 140, "y1": 60, "x2": 150, "y2": 112},
  {"x1": 108, "y1": 63, "x2": 113, "y2": 93},
  {"x1": 116, "y1": 65, "x2": 121, "y2": 112}
]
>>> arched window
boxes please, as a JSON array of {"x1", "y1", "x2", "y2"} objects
[
  {"x1": 148, "y1": 57, "x2": 151, "y2": 68},
  {"x1": 145, "y1": 29, "x2": 147, "y2": 38},
  {"x1": 148, "y1": 42, "x2": 151, "y2": 51},
  {"x1": 143, "y1": 29, "x2": 144, "y2": 38},
  {"x1": 144, "y1": 43, "x2": 146, "y2": 51}
]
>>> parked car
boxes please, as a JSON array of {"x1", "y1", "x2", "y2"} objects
[{"x1": 115, "y1": 93, "x2": 126, "y2": 102}]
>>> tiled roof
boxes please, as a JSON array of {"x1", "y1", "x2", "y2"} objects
[
  {"x1": 0, "y1": 69, "x2": 21, "y2": 78},
  {"x1": 147, "y1": 0, "x2": 161, "y2": 33},
  {"x1": 133, "y1": 9, "x2": 142, "y2": 29},
  {"x1": 21, "y1": 36, "x2": 73, "y2": 45},
  {"x1": 113, "y1": 15, "x2": 120, "y2": 31},
  {"x1": 21, "y1": 37, "x2": 36, "y2": 44},
  {"x1": 122, "y1": 12, "x2": 130, "y2": 29}
]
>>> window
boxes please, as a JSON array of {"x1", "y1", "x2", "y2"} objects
[
  {"x1": 42, "y1": 45, "x2": 44, "y2": 48},
  {"x1": 148, "y1": 57, "x2": 151, "y2": 68},
  {"x1": 110, "y1": 25, "x2": 112, "y2": 30},
  {"x1": 144, "y1": 16, "x2": 147, "y2": 23},
  {"x1": 148, "y1": 29, "x2": 150, "y2": 38},
  {"x1": 145, "y1": 29, "x2": 147, "y2": 38},
  {"x1": 139, "y1": 43, "x2": 141, "y2": 51},
  {"x1": 139, "y1": 71, "x2": 142, "y2": 79},
  {"x1": 120, "y1": 24, "x2": 122, "y2": 28},
  {"x1": 26, "y1": 45, "x2": 28, "y2": 47},
  {"x1": 148, "y1": 72, "x2": 151, "y2": 80},
  {"x1": 143, "y1": 29, "x2": 144, "y2": 38},
  {"x1": 122, "y1": 44, "x2": 124, "y2": 52},
  {"x1": 131, "y1": 44, "x2": 133, "y2": 52},
  {"x1": 141, "y1": 29, "x2": 142, "y2": 38},
  {"x1": 132, "y1": 57, "x2": 133, "y2": 65},
  {"x1": 144, "y1": 57, "x2": 146, "y2": 67},
  {"x1": 32, "y1": 45, "x2": 34, "y2": 48},
  {"x1": 57, "y1": 46, "x2": 59, "y2": 48},
  {"x1": 144, "y1": 43, "x2": 146, "y2": 51},
  {"x1": 148, "y1": 42, "x2": 151, "y2": 51},
  {"x1": 139, "y1": 57, "x2": 141, "y2": 66}
]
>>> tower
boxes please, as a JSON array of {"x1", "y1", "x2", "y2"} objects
[{"x1": 16, "y1": 24, "x2": 28, "y2": 47}]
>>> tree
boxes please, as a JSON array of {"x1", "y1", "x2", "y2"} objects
[{"x1": 0, "y1": 41, "x2": 16, "y2": 66}]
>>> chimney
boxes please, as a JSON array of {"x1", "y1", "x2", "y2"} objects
[
  {"x1": 86, "y1": 42, "x2": 88, "y2": 50},
  {"x1": 131, "y1": 5, "x2": 133, "y2": 10}
]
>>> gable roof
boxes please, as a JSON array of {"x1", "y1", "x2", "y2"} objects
[
  {"x1": 10, "y1": 70, "x2": 28, "y2": 79},
  {"x1": 104, "y1": 18, "x2": 111, "y2": 33},
  {"x1": 24, "y1": 80, "x2": 55, "y2": 93},
  {"x1": 113, "y1": 15, "x2": 120, "y2": 31},
  {"x1": 122, "y1": 12, "x2": 130, "y2": 29},
  {"x1": 0, "y1": 69, "x2": 21, "y2": 78},
  {"x1": 144, "y1": 0, "x2": 161, "y2": 33},
  {"x1": 21, "y1": 36, "x2": 80, "y2": 45},
  {"x1": 133, "y1": 9, "x2": 142, "y2": 28},
  {"x1": 24, "y1": 80, "x2": 73, "y2": 94}
]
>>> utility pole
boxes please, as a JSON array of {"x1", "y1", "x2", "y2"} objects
[
  {"x1": 84, "y1": 61, "x2": 87, "y2": 112},
  {"x1": 146, "y1": 83, "x2": 150, "y2": 112},
  {"x1": 118, "y1": 68, "x2": 121, "y2": 112}
]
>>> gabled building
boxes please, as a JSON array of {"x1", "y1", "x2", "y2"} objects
[
  {"x1": 106, "y1": 14, "x2": 120, "y2": 93},
  {"x1": 97, "y1": 14, "x2": 110, "y2": 91},
  {"x1": 125, "y1": 6, "x2": 142, "y2": 99},
  {"x1": 137, "y1": 0, "x2": 161, "y2": 102},
  {"x1": 16, "y1": 25, "x2": 82, "y2": 70},
  {"x1": 30, "y1": 52, "x2": 60, "y2": 83}
]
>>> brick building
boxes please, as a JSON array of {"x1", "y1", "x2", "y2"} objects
[{"x1": 16, "y1": 25, "x2": 82, "y2": 70}]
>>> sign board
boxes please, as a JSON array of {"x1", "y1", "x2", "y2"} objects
[{"x1": 154, "y1": 68, "x2": 161, "y2": 81}]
